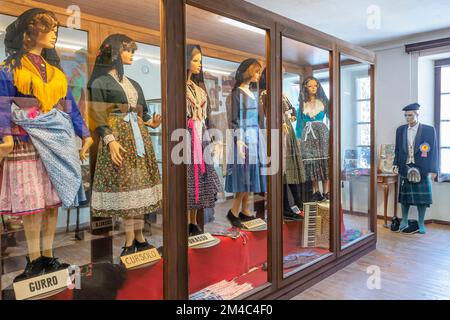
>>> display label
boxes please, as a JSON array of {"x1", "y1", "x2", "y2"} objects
[
  {"x1": 120, "y1": 248, "x2": 161, "y2": 269},
  {"x1": 188, "y1": 232, "x2": 216, "y2": 247},
  {"x1": 91, "y1": 219, "x2": 113, "y2": 230},
  {"x1": 242, "y1": 218, "x2": 266, "y2": 230},
  {"x1": 13, "y1": 269, "x2": 70, "y2": 300}
]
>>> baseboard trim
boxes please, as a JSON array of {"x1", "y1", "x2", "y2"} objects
[{"x1": 376, "y1": 215, "x2": 450, "y2": 226}]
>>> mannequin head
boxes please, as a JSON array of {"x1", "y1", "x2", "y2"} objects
[
  {"x1": 305, "y1": 78, "x2": 318, "y2": 97},
  {"x1": 4, "y1": 8, "x2": 61, "y2": 69},
  {"x1": 88, "y1": 34, "x2": 137, "y2": 86},
  {"x1": 186, "y1": 44, "x2": 204, "y2": 85},
  {"x1": 234, "y1": 58, "x2": 262, "y2": 89},
  {"x1": 404, "y1": 110, "x2": 419, "y2": 126}
]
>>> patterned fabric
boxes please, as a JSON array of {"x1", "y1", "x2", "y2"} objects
[
  {"x1": 0, "y1": 141, "x2": 61, "y2": 216},
  {"x1": 399, "y1": 176, "x2": 432, "y2": 206},
  {"x1": 110, "y1": 73, "x2": 146, "y2": 157},
  {"x1": 282, "y1": 96, "x2": 305, "y2": 184},
  {"x1": 186, "y1": 80, "x2": 221, "y2": 209},
  {"x1": 91, "y1": 113, "x2": 162, "y2": 218},
  {"x1": 301, "y1": 121, "x2": 329, "y2": 182},
  {"x1": 26, "y1": 52, "x2": 47, "y2": 82},
  {"x1": 11, "y1": 106, "x2": 85, "y2": 208}
]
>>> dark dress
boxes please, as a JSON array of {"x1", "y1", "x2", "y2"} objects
[
  {"x1": 89, "y1": 73, "x2": 162, "y2": 217},
  {"x1": 225, "y1": 87, "x2": 267, "y2": 193},
  {"x1": 186, "y1": 80, "x2": 222, "y2": 210}
]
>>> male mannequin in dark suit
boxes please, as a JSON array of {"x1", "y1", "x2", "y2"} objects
[{"x1": 393, "y1": 103, "x2": 438, "y2": 234}]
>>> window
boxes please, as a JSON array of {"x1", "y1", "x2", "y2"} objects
[
  {"x1": 435, "y1": 59, "x2": 450, "y2": 179},
  {"x1": 356, "y1": 76, "x2": 371, "y2": 147}
]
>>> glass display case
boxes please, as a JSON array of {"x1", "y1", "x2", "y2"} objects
[{"x1": 0, "y1": 0, "x2": 376, "y2": 300}]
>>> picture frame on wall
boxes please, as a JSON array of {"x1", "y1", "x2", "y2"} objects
[
  {"x1": 204, "y1": 72, "x2": 220, "y2": 111},
  {"x1": 221, "y1": 75, "x2": 235, "y2": 96}
]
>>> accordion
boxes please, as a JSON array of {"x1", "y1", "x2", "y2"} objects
[{"x1": 301, "y1": 202, "x2": 330, "y2": 249}]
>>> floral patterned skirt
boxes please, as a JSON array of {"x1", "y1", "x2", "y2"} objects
[
  {"x1": 0, "y1": 141, "x2": 61, "y2": 216},
  {"x1": 91, "y1": 114, "x2": 162, "y2": 218}
]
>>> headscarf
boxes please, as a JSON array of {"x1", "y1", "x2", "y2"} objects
[
  {"x1": 87, "y1": 34, "x2": 137, "y2": 88},
  {"x1": 4, "y1": 8, "x2": 61, "y2": 70}
]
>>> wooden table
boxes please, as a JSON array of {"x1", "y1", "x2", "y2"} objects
[{"x1": 377, "y1": 173, "x2": 398, "y2": 228}]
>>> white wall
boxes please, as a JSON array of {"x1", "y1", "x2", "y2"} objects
[{"x1": 370, "y1": 32, "x2": 450, "y2": 222}]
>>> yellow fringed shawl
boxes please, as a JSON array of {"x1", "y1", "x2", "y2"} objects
[{"x1": 13, "y1": 55, "x2": 68, "y2": 113}]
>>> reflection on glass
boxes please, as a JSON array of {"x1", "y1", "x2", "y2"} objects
[
  {"x1": 281, "y1": 36, "x2": 332, "y2": 278},
  {"x1": 340, "y1": 55, "x2": 373, "y2": 248},
  {"x1": 441, "y1": 66, "x2": 450, "y2": 93},
  {"x1": 186, "y1": 5, "x2": 268, "y2": 300},
  {"x1": 441, "y1": 95, "x2": 450, "y2": 120},
  {"x1": 0, "y1": 0, "x2": 163, "y2": 300}
]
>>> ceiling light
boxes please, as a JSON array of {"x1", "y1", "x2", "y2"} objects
[{"x1": 218, "y1": 17, "x2": 265, "y2": 35}]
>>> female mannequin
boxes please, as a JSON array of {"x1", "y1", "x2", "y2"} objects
[
  {"x1": 259, "y1": 69, "x2": 306, "y2": 219},
  {"x1": 186, "y1": 44, "x2": 221, "y2": 236},
  {"x1": 296, "y1": 76, "x2": 330, "y2": 201},
  {"x1": 0, "y1": 8, "x2": 92, "y2": 281},
  {"x1": 225, "y1": 59, "x2": 266, "y2": 227},
  {"x1": 88, "y1": 34, "x2": 162, "y2": 257}
]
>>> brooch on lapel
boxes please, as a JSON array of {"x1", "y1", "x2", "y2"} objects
[{"x1": 420, "y1": 143, "x2": 430, "y2": 158}]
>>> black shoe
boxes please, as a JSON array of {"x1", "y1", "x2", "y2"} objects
[
  {"x1": 188, "y1": 224, "x2": 203, "y2": 237},
  {"x1": 311, "y1": 191, "x2": 325, "y2": 202},
  {"x1": 156, "y1": 246, "x2": 163, "y2": 257},
  {"x1": 41, "y1": 256, "x2": 70, "y2": 273},
  {"x1": 226, "y1": 210, "x2": 243, "y2": 228},
  {"x1": 401, "y1": 225, "x2": 419, "y2": 234},
  {"x1": 120, "y1": 243, "x2": 136, "y2": 257},
  {"x1": 134, "y1": 239, "x2": 155, "y2": 252},
  {"x1": 239, "y1": 212, "x2": 257, "y2": 222},
  {"x1": 323, "y1": 192, "x2": 330, "y2": 200},
  {"x1": 13, "y1": 256, "x2": 46, "y2": 282},
  {"x1": 283, "y1": 211, "x2": 302, "y2": 221},
  {"x1": 390, "y1": 217, "x2": 401, "y2": 232}
]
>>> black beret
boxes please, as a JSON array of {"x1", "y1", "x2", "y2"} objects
[{"x1": 402, "y1": 103, "x2": 420, "y2": 111}]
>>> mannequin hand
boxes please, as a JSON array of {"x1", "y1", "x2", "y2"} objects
[
  {"x1": 237, "y1": 140, "x2": 247, "y2": 159},
  {"x1": 290, "y1": 115, "x2": 297, "y2": 122},
  {"x1": 108, "y1": 140, "x2": 127, "y2": 166},
  {"x1": 145, "y1": 114, "x2": 162, "y2": 128},
  {"x1": 393, "y1": 166, "x2": 399, "y2": 174},
  {"x1": 0, "y1": 136, "x2": 14, "y2": 162},
  {"x1": 430, "y1": 172, "x2": 437, "y2": 181},
  {"x1": 282, "y1": 123, "x2": 289, "y2": 135},
  {"x1": 79, "y1": 137, "x2": 93, "y2": 162},
  {"x1": 212, "y1": 141, "x2": 224, "y2": 158}
]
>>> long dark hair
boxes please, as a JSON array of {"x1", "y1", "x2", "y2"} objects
[
  {"x1": 87, "y1": 34, "x2": 137, "y2": 88},
  {"x1": 298, "y1": 76, "x2": 329, "y2": 112},
  {"x1": 4, "y1": 8, "x2": 61, "y2": 70},
  {"x1": 186, "y1": 44, "x2": 205, "y2": 86}
]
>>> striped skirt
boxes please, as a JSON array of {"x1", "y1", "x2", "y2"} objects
[{"x1": 0, "y1": 141, "x2": 61, "y2": 216}]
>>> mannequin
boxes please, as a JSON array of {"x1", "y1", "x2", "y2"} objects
[
  {"x1": 393, "y1": 103, "x2": 438, "y2": 234},
  {"x1": 0, "y1": 8, "x2": 92, "y2": 282},
  {"x1": 296, "y1": 76, "x2": 330, "y2": 201},
  {"x1": 185, "y1": 44, "x2": 221, "y2": 236},
  {"x1": 225, "y1": 58, "x2": 266, "y2": 227},
  {"x1": 259, "y1": 69, "x2": 306, "y2": 220},
  {"x1": 88, "y1": 34, "x2": 162, "y2": 256}
]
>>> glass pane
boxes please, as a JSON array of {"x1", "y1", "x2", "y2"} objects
[
  {"x1": 356, "y1": 77, "x2": 371, "y2": 100},
  {"x1": 340, "y1": 56, "x2": 373, "y2": 249},
  {"x1": 357, "y1": 100, "x2": 371, "y2": 122},
  {"x1": 281, "y1": 36, "x2": 332, "y2": 278},
  {"x1": 441, "y1": 94, "x2": 450, "y2": 120},
  {"x1": 1, "y1": 1, "x2": 163, "y2": 300},
  {"x1": 441, "y1": 149, "x2": 450, "y2": 174},
  {"x1": 441, "y1": 67, "x2": 450, "y2": 93},
  {"x1": 186, "y1": 5, "x2": 268, "y2": 300},
  {"x1": 440, "y1": 122, "x2": 450, "y2": 147}
]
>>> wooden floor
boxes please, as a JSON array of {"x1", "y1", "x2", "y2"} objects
[{"x1": 292, "y1": 220, "x2": 450, "y2": 300}]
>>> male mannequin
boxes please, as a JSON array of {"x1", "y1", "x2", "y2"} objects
[{"x1": 393, "y1": 103, "x2": 438, "y2": 234}]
